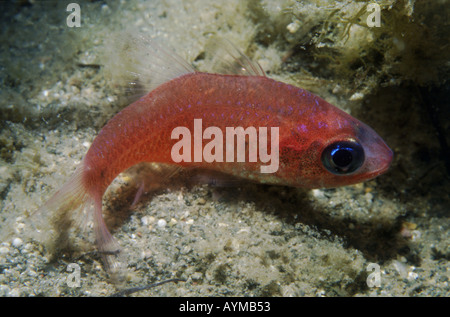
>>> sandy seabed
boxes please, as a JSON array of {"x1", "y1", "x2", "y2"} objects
[{"x1": 0, "y1": 0, "x2": 448, "y2": 296}]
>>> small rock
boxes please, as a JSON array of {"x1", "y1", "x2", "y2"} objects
[
  {"x1": 157, "y1": 219, "x2": 167, "y2": 228},
  {"x1": 311, "y1": 189, "x2": 325, "y2": 199},
  {"x1": 197, "y1": 198, "x2": 206, "y2": 205},
  {"x1": 12, "y1": 238, "x2": 23, "y2": 248},
  {"x1": 350, "y1": 92, "x2": 364, "y2": 101},
  {"x1": 169, "y1": 218, "x2": 177, "y2": 226},
  {"x1": 364, "y1": 193, "x2": 373, "y2": 204},
  {"x1": 9, "y1": 288, "x2": 21, "y2": 297},
  {"x1": 191, "y1": 272, "x2": 203, "y2": 281},
  {"x1": 0, "y1": 285, "x2": 11, "y2": 296},
  {"x1": 141, "y1": 216, "x2": 150, "y2": 226},
  {"x1": 287, "y1": 20, "x2": 301, "y2": 33}
]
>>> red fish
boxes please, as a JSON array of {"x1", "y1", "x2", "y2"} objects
[{"x1": 36, "y1": 37, "x2": 392, "y2": 278}]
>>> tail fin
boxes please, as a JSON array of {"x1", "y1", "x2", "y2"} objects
[
  {"x1": 31, "y1": 163, "x2": 125, "y2": 282},
  {"x1": 30, "y1": 165, "x2": 89, "y2": 249}
]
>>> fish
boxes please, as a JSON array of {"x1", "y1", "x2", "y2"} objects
[{"x1": 35, "y1": 36, "x2": 393, "y2": 280}]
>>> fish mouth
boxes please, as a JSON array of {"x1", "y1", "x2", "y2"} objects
[
  {"x1": 364, "y1": 142, "x2": 394, "y2": 179},
  {"x1": 354, "y1": 121, "x2": 394, "y2": 180}
]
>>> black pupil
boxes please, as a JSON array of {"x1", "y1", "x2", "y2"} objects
[
  {"x1": 321, "y1": 141, "x2": 365, "y2": 175},
  {"x1": 332, "y1": 149, "x2": 353, "y2": 168}
]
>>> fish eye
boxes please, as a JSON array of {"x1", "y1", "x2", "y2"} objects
[{"x1": 321, "y1": 140, "x2": 365, "y2": 174}]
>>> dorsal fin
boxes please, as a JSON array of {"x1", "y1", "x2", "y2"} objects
[
  {"x1": 126, "y1": 35, "x2": 196, "y2": 93},
  {"x1": 105, "y1": 33, "x2": 195, "y2": 95},
  {"x1": 103, "y1": 33, "x2": 265, "y2": 97},
  {"x1": 204, "y1": 37, "x2": 266, "y2": 77}
]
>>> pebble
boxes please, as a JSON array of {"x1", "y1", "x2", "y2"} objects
[
  {"x1": 157, "y1": 219, "x2": 167, "y2": 228},
  {"x1": 9, "y1": 288, "x2": 21, "y2": 297},
  {"x1": 0, "y1": 285, "x2": 10, "y2": 296},
  {"x1": 408, "y1": 271, "x2": 419, "y2": 281},
  {"x1": 287, "y1": 20, "x2": 301, "y2": 33},
  {"x1": 169, "y1": 218, "x2": 177, "y2": 226},
  {"x1": 141, "y1": 216, "x2": 150, "y2": 226},
  {"x1": 364, "y1": 193, "x2": 373, "y2": 204},
  {"x1": 12, "y1": 238, "x2": 23, "y2": 248},
  {"x1": 191, "y1": 272, "x2": 203, "y2": 281},
  {"x1": 350, "y1": 92, "x2": 364, "y2": 101},
  {"x1": 186, "y1": 219, "x2": 194, "y2": 225},
  {"x1": 311, "y1": 189, "x2": 325, "y2": 199},
  {"x1": 0, "y1": 246, "x2": 9, "y2": 255}
]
